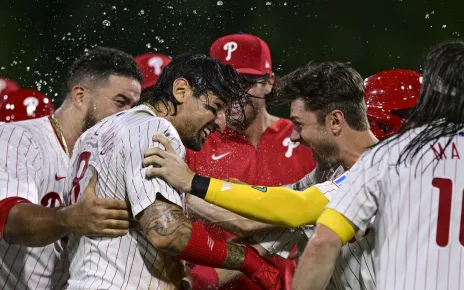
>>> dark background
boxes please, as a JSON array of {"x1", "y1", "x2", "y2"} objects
[{"x1": 1, "y1": 0, "x2": 462, "y2": 115}]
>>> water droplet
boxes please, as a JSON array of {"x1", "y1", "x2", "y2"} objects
[
  {"x1": 26, "y1": 67, "x2": 30, "y2": 71},
  {"x1": 111, "y1": 6, "x2": 116, "y2": 9},
  {"x1": 139, "y1": 9, "x2": 145, "y2": 15},
  {"x1": 283, "y1": 2, "x2": 287, "y2": 5},
  {"x1": 442, "y1": 24, "x2": 447, "y2": 28},
  {"x1": 193, "y1": 10, "x2": 197, "y2": 14},
  {"x1": 217, "y1": 1, "x2": 223, "y2": 5},
  {"x1": 102, "y1": 20, "x2": 111, "y2": 27},
  {"x1": 178, "y1": 22, "x2": 182, "y2": 26},
  {"x1": 266, "y1": 1, "x2": 272, "y2": 5},
  {"x1": 425, "y1": 13, "x2": 429, "y2": 19},
  {"x1": 146, "y1": 43, "x2": 151, "y2": 48}
]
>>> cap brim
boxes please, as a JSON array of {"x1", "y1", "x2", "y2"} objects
[{"x1": 235, "y1": 68, "x2": 269, "y2": 75}]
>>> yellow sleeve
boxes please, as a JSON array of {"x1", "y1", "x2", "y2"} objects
[
  {"x1": 202, "y1": 178, "x2": 329, "y2": 228},
  {"x1": 316, "y1": 208, "x2": 355, "y2": 244}
]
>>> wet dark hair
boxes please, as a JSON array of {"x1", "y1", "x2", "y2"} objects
[
  {"x1": 375, "y1": 41, "x2": 464, "y2": 168},
  {"x1": 274, "y1": 61, "x2": 369, "y2": 131},
  {"x1": 67, "y1": 46, "x2": 143, "y2": 92},
  {"x1": 138, "y1": 53, "x2": 247, "y2": 118}
]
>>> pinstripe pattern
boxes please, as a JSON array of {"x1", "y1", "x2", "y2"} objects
[
  {"x1": 329, "y1": 127, "x2": 464, "y2": 290},
  {"x1": 65, "y1": 105, "x2": 186, "y2": 290},
  {"x1": 0, "y1": 117, "x2": 69, "y2": 290}
]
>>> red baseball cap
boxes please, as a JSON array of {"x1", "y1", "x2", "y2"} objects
[
  {"x1": 0, "y1": 89, "x2": 55, "y2": 123},
  {"x1": 210, "y1": 33, "x2": 272, "y2": 75},
  {"x1": 135, "y1": 53, "x2": 172, "y2": 90},
  {"x1": 0, "y1": 77, "x2": 20, "y2": 96}
]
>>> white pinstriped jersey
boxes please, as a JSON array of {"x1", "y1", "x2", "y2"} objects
[
  {"x1": 0, "y1": 117, "x2": 70, "y2": 290},
  {"x1": 64, "y1": 105, "x2": 186, "y2": 290},
  {"x1": 328, "y1": 126, "x2": 464, "y2": 290},
  {"x1": 254, "y1": 167, "x2": 376, "y2": 290}
]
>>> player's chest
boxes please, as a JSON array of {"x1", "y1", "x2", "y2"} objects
[{"x1": 38, "y1": 155, "x2": 69, "y2": 208}]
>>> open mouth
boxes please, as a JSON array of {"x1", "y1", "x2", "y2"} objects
[{"x1": 201, "y1": 126, "x2": 215, "y2": 141}]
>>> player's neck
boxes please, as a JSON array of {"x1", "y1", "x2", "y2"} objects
[
  {"x1": 340, "y1": 130, "x2": 378, "y2": 169},
  {"x1": 238, "y1": 107, "x2": 278, "y2": 148},
  {"x1": 53, "y1": 104, "x2": 82, "y2": 156}
]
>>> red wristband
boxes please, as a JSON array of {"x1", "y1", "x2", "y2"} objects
[
  {"x1": 0, "y1": 197, "x2": 31, "y2": 239},
  {"x1": 190, "y1": 265, "x2": 219, "y2": 290},
  {"x1": 177, "y1": 223, "x2": 227, "y2": 268}
]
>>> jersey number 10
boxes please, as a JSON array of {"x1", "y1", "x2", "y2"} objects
[{"x1": 432, "y1": 177, "x2": 464, "y2": 247}]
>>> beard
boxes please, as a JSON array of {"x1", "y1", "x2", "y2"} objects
[{"x1": 81, "y1": 107, "x2": 98, "y2": 133}]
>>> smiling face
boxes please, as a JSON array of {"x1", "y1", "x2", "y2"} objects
[
  {"x1": 290, "y1": 98, "x2": 340, "y2": 164},
  {"x1": 82, "y1": 74, "x2": 141, "y2": 131}
]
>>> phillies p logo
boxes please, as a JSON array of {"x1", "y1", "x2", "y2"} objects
[
  {"x1": 223, "y1": 42, "x2": 238, "y2": 61},
  {"x1": 148, "y1": 57, "x2": 164, "y2": 75}
]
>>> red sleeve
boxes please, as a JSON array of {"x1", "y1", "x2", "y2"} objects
[{"x1": 0, "y1": 197, "x2": 31, "y2": 238}]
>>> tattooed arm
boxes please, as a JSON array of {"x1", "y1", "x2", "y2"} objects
[
  {"x1": 137, "y1": 196, "x2": 281, "y2": 289},
  {"x1": 137, "y1": 196, "x2": 242, "y2": 269}
]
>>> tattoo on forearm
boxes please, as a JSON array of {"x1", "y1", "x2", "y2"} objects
[
  {"x1": 138, "y1": 197, "x2": 192, "y2": 255},
  {"x1": 222, "y1": 244, "x2": 245, "y2": 269}
]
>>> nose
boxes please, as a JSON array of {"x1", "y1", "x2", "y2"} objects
[
  {"x1": 290, "y1": 129, "x2": 301, "y2": 143},
  {"x1": 215, "y1": 111, "x2": 227, "y2": 132}
]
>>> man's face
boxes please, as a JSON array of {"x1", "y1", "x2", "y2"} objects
[
  {"x1": 178, "y1": 92, "x2": 227, "y2": 151},
  {"x1": 83, "y1": 75, "x2": 141, "y2": 131},
  {"x1": 227, "y1": 75, "x2": 273, "y2": 130},
  {"x1": 290, "y1": 98, "x2": 340, "y2": 164}
]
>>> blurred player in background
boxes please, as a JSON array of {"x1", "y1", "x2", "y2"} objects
[
  {"x1": 0, "y1": 46, "x2": 141, "y2": 289},
  {"x1": 184, "y1": 33, "x2": 315, "y2": 290},
  {"x1": 0, "y1": 76, "x2": 20, "y2": 96},
  {"x1": 293, "y1": 41, "x2": 464, "y2": 290},
  {"x1": 135, "y1": 52, "x2": 172, "y2": 91},
  {"x1": 0, "y1": 89, "x2": 55, "y2": 123},
  {"x1": 65, "y1": 54, "x2": 281, "y2": 290}
]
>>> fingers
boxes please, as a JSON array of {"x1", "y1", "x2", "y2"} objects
[
  {"x1": 143, "y1": 147, "x2": 170, "y2": 159},
  {"x1": 99, "y1": 209, "x2": 131, "y2": 220},
  {"x1": 102, "y1": 219, "x2": 130, "y2": 230},
  {"x1": 152, "y1": 135, "x2": 176, "y2": 154},
  {"x1": 82, "y1": 172, "x2": 99, "y2": 197},
  {"x1": 96, "y1": 198, "x2": 129, "y2": 210},
  {"x1": 142, "y1": 154, "x2": 168, "y2": 168},
  {"x1": 145, "y1": 167, "x2": 164, "y2": 179}
]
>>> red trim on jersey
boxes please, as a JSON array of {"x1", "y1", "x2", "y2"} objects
[
  {"x1": 48, "y1": 116, "x2": 68, "y2": 156},
  {"x1": 0, "y1": 197, "x2": 31, "y2": 239},
  {"x1": 190, "y1": 265, "x2": 219, "y2": 290},
  {"x1": 177, "y1": 223, "x2": 227, "y2": 268}
]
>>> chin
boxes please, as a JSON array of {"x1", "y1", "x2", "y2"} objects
[{"x1": 184, "y1": 140, "x2": 203, "y2": 152}]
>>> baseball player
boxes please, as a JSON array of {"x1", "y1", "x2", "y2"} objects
[
  {"x1": 135, "y1": 52, "x2": 172, "y2": 91},
  {"x1": 185, "y1": 33, "x2": 315, "y2": 290},
  {"x1": 293, "y1": 41, "x2": 464, "y2": 290},
  {"x1": 144, "y1": 64, "x2": 422, "y2": 290},
  {"x1": 0, "y1": 46, "x2": 142, "y2": 290},
  {"x1": 64, "y1": 54, "x2": 281, "y2": 290}
]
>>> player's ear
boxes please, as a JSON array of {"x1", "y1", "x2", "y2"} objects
[
  {"x1": 172, "y1": 78, "x2": 193, "y2": 104},
  {"x1": 264, "y1": 73, "x2": 275, "y2": 95},
  {"x1": 71, "y1": 84, "x2": 89, "y2": 112},
  {"x1": 329, "y1": 110, "x2": 344, "y2": 136}
]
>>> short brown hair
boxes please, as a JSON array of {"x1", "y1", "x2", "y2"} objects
[{"x1": 275, "y1": 61, "x2": 369, "y2": 131}]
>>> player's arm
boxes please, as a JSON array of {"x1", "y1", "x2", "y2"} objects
[
  {"x1": 1, "y1": 173, "x2": 130, "y2": 247},
  {"x1": 292, "y1": 222, "x2": 350, "y2": 290},
  {"x1": 294, "y1": 148, "x2": 385, "y2": 290},
  {"x1": 0, "y1": 127, "x2": 130, "y2": 247},
  {"x1": 143, "y1": 136, "x2": 328, "y2": 228},
  {"x1": 137, "y1": 196, "x2": 280, "y2": 289},
  {"x1": 187, "y1": 194, "x2": 279, "y2": 237}
]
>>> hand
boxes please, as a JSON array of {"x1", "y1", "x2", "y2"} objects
[
  {"x1": 143, "y1": 135, "x2": 195, "y2": 192},
  {"x1": 66, "y1": 173, "x2": 130, "y2": 237}
]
